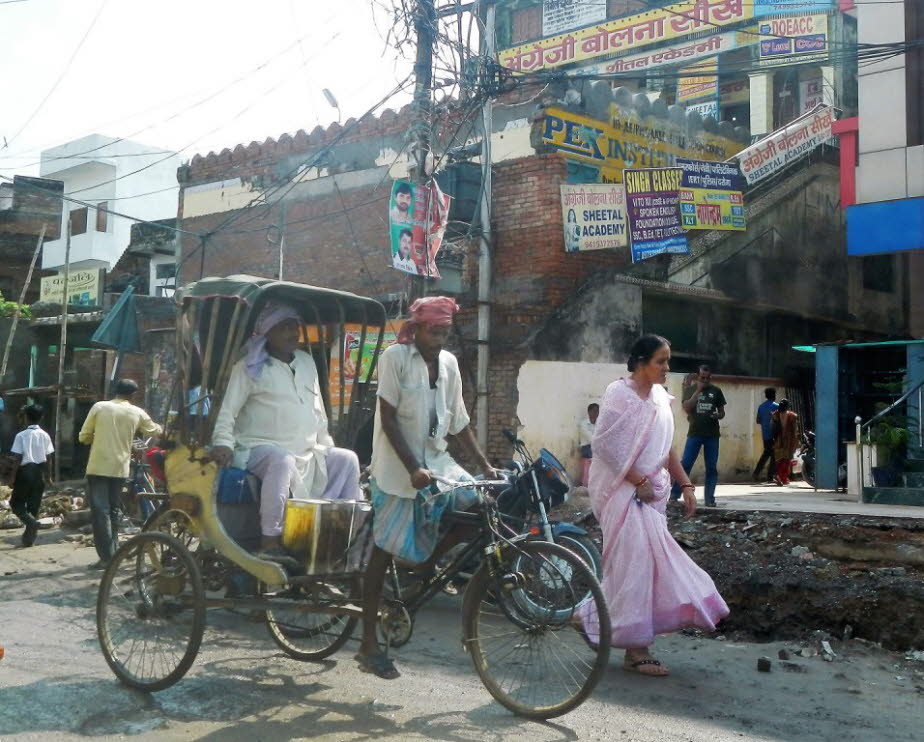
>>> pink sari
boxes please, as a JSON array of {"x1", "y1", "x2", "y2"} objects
[{"x1": 578, "y1": 378, "x2": 729, "y2": 648}]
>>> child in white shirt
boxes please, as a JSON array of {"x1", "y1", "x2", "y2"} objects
[{"x1": 8, "y1": 404, "x2": 54, "y2": 547}]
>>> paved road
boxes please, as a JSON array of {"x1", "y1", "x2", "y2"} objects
[{"x1": 1, "y1": 531, "x2": 921, "y2": 742}]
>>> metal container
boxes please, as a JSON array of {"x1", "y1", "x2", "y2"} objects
[{"x1": 281, "y1": 499, "x2": 372, "y2": 575}]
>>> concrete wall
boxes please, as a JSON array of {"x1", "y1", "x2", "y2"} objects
[
  {"x1": 516, "y1": 360, "x2": 779, "y2": 485},
  {"x1": 39, "y1": 135, "x2": 180, "y2": 271}
]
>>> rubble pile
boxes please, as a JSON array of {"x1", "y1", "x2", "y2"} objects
[
  {"x1": 0, "y1": 485, "x2": 87, "y2": 531},
  {"x1": 662, "y1": 509, "x2": 924, "y2": 650}
]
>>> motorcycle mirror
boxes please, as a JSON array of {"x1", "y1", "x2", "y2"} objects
[{"x1": 502, "y1": 429, "x2": 521, "y2": 445}]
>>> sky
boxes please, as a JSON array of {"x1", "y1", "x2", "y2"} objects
[{"x1": 0, "y1": 0, "x2": 415, "y2": 176}]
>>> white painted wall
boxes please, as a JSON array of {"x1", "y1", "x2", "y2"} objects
[
  {"x1": 39, "y1": 134, "x2": 181, "y2": 271},
  {"x1": 855, "y1": 0, "x2": 924, "y2": 203},
  {"x1": 516, "y1": 361, "x2": 775, "y2": 485}
]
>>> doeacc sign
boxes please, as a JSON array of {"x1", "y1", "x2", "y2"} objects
[{"x1": 39, "y1": 269, "x2": 104, "y2": 306}]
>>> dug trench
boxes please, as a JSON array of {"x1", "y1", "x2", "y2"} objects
[{"x1": 574, "y1": 505, "x2": 924, "y2": 651}]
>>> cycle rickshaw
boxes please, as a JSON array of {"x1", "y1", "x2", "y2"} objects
[{"x1": 95, "y1": 275, "x2": 611, "y2": 719}]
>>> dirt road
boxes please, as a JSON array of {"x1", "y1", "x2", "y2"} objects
[{"x1": 1, "y1": 530, "x2": 922, "y2": 742}]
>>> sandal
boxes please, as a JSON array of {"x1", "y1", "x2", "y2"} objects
[
  {"x1": 355, "y1": 652, "x2": 401, "y2": 680},
  {"x1": 623, "y1": 657, "x2": 670, "y2": 677}
]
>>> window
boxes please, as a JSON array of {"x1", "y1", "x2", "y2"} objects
[
  {"x1": 511, "y1": 6, "x2": 541, "y2": 43},
  {"x1": 154, "y1": 262, "x2": 177, "y2": 298},
  {"x1": 69, "y1": 207, "x2": 88, "y2": 236},
  {"x1": 862, "y1": 255, "x2": 894, "y2": 293},
  {"x1": 96, "y1": 202, "x2": 108, "y2": 232}
]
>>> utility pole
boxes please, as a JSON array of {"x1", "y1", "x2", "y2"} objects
[
  {"x1": 475, "y1": 0, "x2": 495, "y2": 452},
  {"x1": 410, "y1": 0, "x2": 436, "y2": 302},
  {"x1": 0, "y1": 223, "x2": 45, "y2": 384},
  {"x1": 54, "y1": 219, "x2": 72, "y2": 483}
]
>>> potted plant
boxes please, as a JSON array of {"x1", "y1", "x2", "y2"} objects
[{"x1": 865, "y1": 417, "x2": 910, "y2": 487}]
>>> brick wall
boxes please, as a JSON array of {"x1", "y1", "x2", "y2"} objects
[
  {"x1": 178, "y1": 183, "x2": 406, "y2": 299},
  {"x1": 461, "y1": 154, "x2": 630, "y2": 462}
]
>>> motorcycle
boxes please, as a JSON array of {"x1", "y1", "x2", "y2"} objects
[{"x1": 799, "y1": 431, "x2": 816, "y2": 488}]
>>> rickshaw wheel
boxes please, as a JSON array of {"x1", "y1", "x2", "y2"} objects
[
  {"x1": 144, "y1": 507, "x2": 226, "y2": 593},
  {"x1": 97, "y1": 531, "x2": 206, "y2": 692},
  {"x1": 265, "y1": 577, "x2": 360, "y2": 661}
]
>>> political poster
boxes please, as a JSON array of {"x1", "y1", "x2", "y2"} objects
[
  {"x1": 676, "y1": 159, "x2": 746, "y2": 231},
  {"x1": 734, "y1": 105, "x2": 835, "y2": 185},
  {"x1": 388, "y1": 179, "x2": 450, "y2": 279},
  {"x1": 560, "y1": 184, "x2": 628, "y2": 252},
  {"x1": 328, "y1": 319, "x2": 405, "y2": 410},
  {"x1": 623, "y1": 168, "x2": 689, "y2": 263}
]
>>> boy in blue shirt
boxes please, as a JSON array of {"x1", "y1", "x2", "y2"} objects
[{"x1": 753, "y1": 388, "x2": 779, "y2": 482}]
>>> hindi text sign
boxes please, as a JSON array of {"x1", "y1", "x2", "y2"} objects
[
  {"x1": 543, "y1": 0, "x2": 606, "y2": 36},
  {"x1": 734, "y1": 105, "x2": 835, "y2": 185},
  {"x1": 624, "y1": 168, "x2": 689, "y2": 262},
  {"x1": 676, "y1": 158, "x2": 746, "y2": 231},
  {"x1": 560, "y1": 184, "x2": 628, "y2": 252},
  {"x1": 499, "y1": 0, "x2": 752, "y2": 74},
  {"x1": 39, "y1": 269, "x2": 104, "y2": 306}
]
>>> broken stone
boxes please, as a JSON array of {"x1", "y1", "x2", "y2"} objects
[
  {"x1": 905, "y1": 650, "x2": 924, "y2": 662},
  {"x1": 821, "y1": 640, "x2": 837, "y2": 658},
  {"x1": 790, "y1": 546, "x2": 811, "y2": 557},
  {"x1": 799, "y1": 647, "x2": 817, "y2": 658},
  {"x1": 798, "y1": 552, "x2": 815, "y2": 561},
  {"x1": 714, "y1": 635, "x2": 726, "y2": 641},
  {"x1": 757, "y1": 657, "x2": 772, "y2": 672},
  {"x1": 781, "y1": 662, "x2": 808, "y2": 673},
  {"x1": 843, "y1": 625, "x2": 854, "y2": 641},
  {"x1": 1, "y1": 514, "x2": 20, "y2": 529},
  {"x1": 62, "y1": 509, "x2": 93, "y2": 528},
  {"x1": 63, "y1": 534, "x2": 82, "y2": 543},
  {"x1": 876, "y1": 567, "x2": 907, "y2": 577},
  {"x1": 778, "y1": 649, "x2": 791, "y2": 660}
]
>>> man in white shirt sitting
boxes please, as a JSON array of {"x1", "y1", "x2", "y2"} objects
[
  {"x1": 8, "y1": 404, "x2": 54, "y2": 547},
  {"x1": 210, "y1": 302, "x2": 361, "y2": 559}
]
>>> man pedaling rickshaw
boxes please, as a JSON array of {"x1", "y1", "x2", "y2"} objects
[{"x1": 210, "y1": 302, "x2": 362, "y2": 561}]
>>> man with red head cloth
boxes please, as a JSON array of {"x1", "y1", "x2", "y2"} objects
[
  {"x1": 211, "y1": 302, "x2": 361, "y2": 559},
  {"x1": 356, "y1": 296, "x2": 495, "y2": 679}
]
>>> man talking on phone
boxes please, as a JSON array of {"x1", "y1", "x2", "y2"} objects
[{"x1": 671, "y1": 365, "x2": 726, "y2": 507}]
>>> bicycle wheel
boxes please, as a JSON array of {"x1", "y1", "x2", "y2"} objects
[
  {"x1": 462, "y1": 541, "x2": 610, "y2": 719},
  {"x1": 266, "y1": 577, "x2": 360, "y2": 661},
  {"x1": 97, "y1": 532, "x2": 206, "y2": 692}
]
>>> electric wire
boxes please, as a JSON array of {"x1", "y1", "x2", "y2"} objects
[{"x1": 5, "y1": 0, "x2": 110, "y2": 149}]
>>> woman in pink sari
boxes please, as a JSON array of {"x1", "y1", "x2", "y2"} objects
[{"x1": 578, "y1": 335, "x2": 729, "y2": 676}]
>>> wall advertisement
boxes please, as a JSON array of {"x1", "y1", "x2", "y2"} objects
[
  {"x1": 623, "y1": 168, "x2": 689, "y2": 262},
  {"x1": 499, "y1": 0, "x2": 752, "y2": 73},
  {"x1": 560, "y1": 184, "x2": 628, "y2": 252},
  {"x1": 734, "y1": 105, "x2": 836, "y2": 185},
  {"x1": 328, "y1": 320, "x2": 405, "y2": 409},
  {"x1": 757, "y1": 13, "x2": 828, "y2": 68},
  {"x1": 575, "y1": 29, "x2": 742, "y2": 76},
  {"x1": 685, "y1": 100, "x2": 719, "y2": 119},
  {"x1": 39, "y1": 269, "x2": 104, "y2": 306},
  {"x1": 799, "y1": 75, "x2": 824, "y2": 115},
  {"x1": 754, "y1": 0, "x2": 833, "y2": 17},
  {"x1": 677, "y1": 57, "x2": 718, "y2": 104},
  {"x1": 540, "y1": 106, "x2": 743, "y2": 182},
  {"x1": 388, "y1": 179, "x2": 450, "y2": 279},
  {"x1": 543, "y1": 0, "x2": 606, "y2": 37},
  {"x1": 676, "y1": 158, "x2": 746, "y2": 231}
]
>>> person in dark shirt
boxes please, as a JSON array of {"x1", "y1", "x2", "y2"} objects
[
  {"x1": 752, "y1": 387, "x2": 779, "y2": 482},
  {"x1": 670, "y1": 365, "x2": 726, "y2": 507}
]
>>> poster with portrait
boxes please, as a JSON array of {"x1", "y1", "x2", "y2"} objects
[{"x1": 388, "y1": 179, "x2": 450, "y2": 278}]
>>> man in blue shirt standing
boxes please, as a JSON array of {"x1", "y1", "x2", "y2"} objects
[{"x1": 752, "y1": 388, "x2": 779, "y2": 482}]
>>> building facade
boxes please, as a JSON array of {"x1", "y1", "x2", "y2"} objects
[{"x1": 39, "y1": 135, "x2": 181, "y2": 275}]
